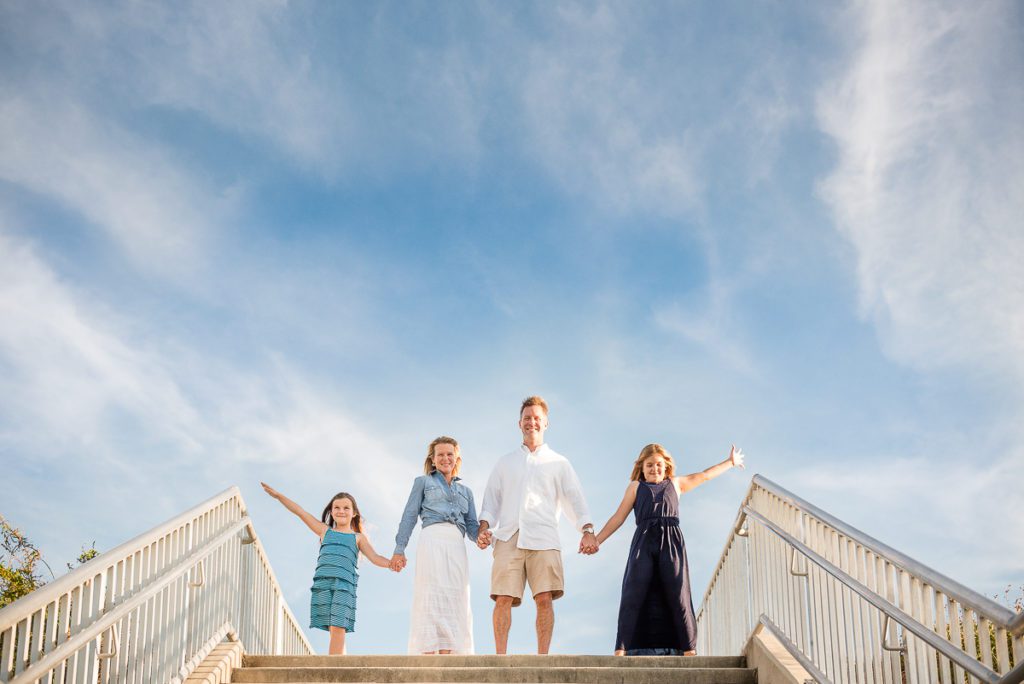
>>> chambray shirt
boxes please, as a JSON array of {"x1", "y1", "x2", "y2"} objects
[{"x1": 393, "y1": 471, "x2": 481, "y2": 555}]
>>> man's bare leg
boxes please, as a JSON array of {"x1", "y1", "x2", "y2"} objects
[
  {"x1": 493, "y1": 596, "x2": 514, "y2": 654},
  {"x1": 534, "y1": 591, "x2": 554, "y2": 654}
]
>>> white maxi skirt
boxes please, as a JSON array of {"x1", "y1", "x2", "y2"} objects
[{"x1": 408, "y1": 522, "x2": 474, "y2": 654}]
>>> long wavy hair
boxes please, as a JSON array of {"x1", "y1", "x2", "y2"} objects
[
  {"x1": 629, "y1": 443, "x2": 676, "y2": 482},
  {"x1": 321, "y1": 492, "x2": 363, "y2": 532}
]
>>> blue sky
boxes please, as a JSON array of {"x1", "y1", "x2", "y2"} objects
[{"x1": 1, "y1": 0, "x2": 1021, "y2": 655}]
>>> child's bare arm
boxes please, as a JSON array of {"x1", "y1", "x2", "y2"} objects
[
  {"x1": 595, "y1": 481, "x2": 640, "y2": 545},
  {"x1": 261, "y1": 482, "x2": 328, "y2": 537},
  {"x1": 675, "y1": 445, "x2": 745, "y2": 494},
  {"x1": 356, "y1": 534, "x2": 391, "y2": 569}
]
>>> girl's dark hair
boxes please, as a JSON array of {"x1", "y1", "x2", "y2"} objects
[{"x1": 321, "y1": 492, "x2": 362, "y2": 533}]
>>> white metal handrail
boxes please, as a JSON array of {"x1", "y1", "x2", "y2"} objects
[
  {"x1": 0, "y1": 487, "x2": 312, "y2": 683},
  {"x1": 697, "y1": 475, "x2": 1022, "y2": 684}
]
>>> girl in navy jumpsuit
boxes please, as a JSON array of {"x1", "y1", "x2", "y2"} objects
[{"x1": 594, "y1": 443, "x2": 744, "y2": 655}]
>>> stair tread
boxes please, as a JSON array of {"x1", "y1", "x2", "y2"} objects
[
  {"x1": 230, "y1": 664, "x2": 756, "y2": 683},
  {"x1": 242, "y1": 655, "x2": 746, "y2": 668},
  {"x1": 233, "y1": 655, "x2": 755, "y2": 683}
]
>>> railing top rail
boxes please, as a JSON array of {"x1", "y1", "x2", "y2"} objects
[
  {"x1": 750, "y1": 474, "x2": 1016, "y2": 627},
  {"x1": 0, "y1": 485, "x2": 242, "y2": 626}
]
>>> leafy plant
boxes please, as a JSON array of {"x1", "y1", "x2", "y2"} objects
[
  {"x1": 67, "y1": 542, "x2": 99, "y2": 571},
  {"x1": 1, "y1": 516, "x2": 101, "y2": 608},
  {"x1": 0, "y1": 514, "x2": 53, "y2": 609}
]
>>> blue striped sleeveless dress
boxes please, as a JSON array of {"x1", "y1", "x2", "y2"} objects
[{"x1": 310, "y1": 528, "x2": 359, "y2": 631}]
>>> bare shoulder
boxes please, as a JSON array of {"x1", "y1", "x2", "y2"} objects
[{"x1": 672, "y1": 474, "x2": 692, "y2": 494}]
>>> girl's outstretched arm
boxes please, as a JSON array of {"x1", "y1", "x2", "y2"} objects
[
  {"x1": 593, "y1": 481, "x2": 640, "y2": 547},
  {"x1": 261, "y1": 482, "x2": 328, "y2": 537},
  {"x1": 674, "y1": 445, "x2": 745, "y2": 494},
  {"x1": 356, "y1": 534, "x2": 392, "y2": 569}
]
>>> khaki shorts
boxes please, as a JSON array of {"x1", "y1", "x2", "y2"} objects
[{"x1": 490, "y1": 532, "x2": 564, "y2": 606}]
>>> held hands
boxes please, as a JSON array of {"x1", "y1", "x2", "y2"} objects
[
  {"x1": 579, "y1": 531, "x2": 599, "y2": 555},
  {"x1": 389, "y1": 554, "x2": 406, "y2": 573},
  {"x1": 729, "y1": 445, "x2": 746, "y2": 469},
  {"x1": 476, "y1": 523, "x2": 493, "y2": 550}
]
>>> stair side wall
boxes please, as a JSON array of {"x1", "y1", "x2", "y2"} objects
[
  {"x1": 743, "y1": 623, "x2": 814, "y2": 684},
  {"x1": 184, "y1": 639, "x2": 245, "y2": 684}
]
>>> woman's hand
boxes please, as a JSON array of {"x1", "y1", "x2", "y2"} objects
[
  {"x1": 261, "y1": 482, "x2": 281, "y2": 499},
  {"x1": 389, "y1": 554, "x2": 406, "y2": 572}
]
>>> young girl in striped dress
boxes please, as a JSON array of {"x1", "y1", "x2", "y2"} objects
[{"x1": 261, "y1": 483, "x2": 391, "y2": 655}]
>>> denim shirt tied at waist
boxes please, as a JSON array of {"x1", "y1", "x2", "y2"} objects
[{"x1": 393, "y1": 471, "x2": 480, "y2": 555}]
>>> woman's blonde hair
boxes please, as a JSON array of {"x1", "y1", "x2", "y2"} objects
[
  {"x1": 629, "y1": 443, "x2": 676, "y2": 482},
  {"x1": 423, "y1": 435, "x2": 462, "y2": 477}
]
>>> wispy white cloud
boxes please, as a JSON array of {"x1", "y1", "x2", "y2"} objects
[
  {"x1": 0, "y1": 226, "x2": 406, "y2": 511},
  {"x1": 817, "y1": 0, "x2": 1024, "y2": 381},
  {"x1": 119, "y1": 2, "x2": 353, "y2": 173},
  {"x1": 518, "y1": 4, "x2": 703, "y2": 217},
  {"x1": 808, "y1": 0, "x2": 1024, "y2": 599},
  {"x1": 653, "y1": 276, "x2": 757, "y2": 375},
  {"x1": 0, "y1": 229, "x2": 203, "y2": 450},
  {"x1": 0, "y1": 96, "x2": 225, "y2": 275}
]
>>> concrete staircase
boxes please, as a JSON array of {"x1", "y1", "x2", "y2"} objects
[{"x1": 230, "y1": 654, "x2": 756, "y2": 683}]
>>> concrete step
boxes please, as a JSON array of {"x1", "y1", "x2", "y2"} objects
[
  {"x1": 231, "y1": 666, "x2": 754, "y2": 683},
  {"x1": 242, "y1": 655, "x2": 747, "y2": 669},
  {"x1": 232, "y1": 655, "x2": 755, "y2": 684}
]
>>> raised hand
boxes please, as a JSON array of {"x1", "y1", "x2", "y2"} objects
[
  {"x1": 729, "y1": 445, "x2": 745, "y2": 469},
  {"x1": 261, "y1": 482, "x2": 282, "y2": 499}
]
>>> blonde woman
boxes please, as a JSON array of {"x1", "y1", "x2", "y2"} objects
[{"x1": 391, "y1": 436, "x2": 480, "y2": 654}]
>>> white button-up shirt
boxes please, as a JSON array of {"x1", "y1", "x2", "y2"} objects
[{"x1": 478, "y1": 443, "x2": 593, "y2": 551}]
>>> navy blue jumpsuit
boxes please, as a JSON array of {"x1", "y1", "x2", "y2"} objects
[{"x1": 614, "y1": 478, "x2": 697, "y2": 655}]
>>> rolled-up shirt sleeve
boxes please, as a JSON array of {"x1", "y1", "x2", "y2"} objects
[
  {"x1": 478, "y1": 465, "x2": 502, "y2": 529},
  {"x1": 558, "y1": 462, "x2": 592, "y2": 533},
  {"x1": 463, "y1": 486, "x2": 481, "y2": 540},
  {"x1": 393, "y1": 477, "x2": 425, "y2": 555}
]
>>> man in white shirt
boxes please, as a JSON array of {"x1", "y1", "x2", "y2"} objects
[{"x1": 476, "y1": 395, "x2": 598, "y2": 654}]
